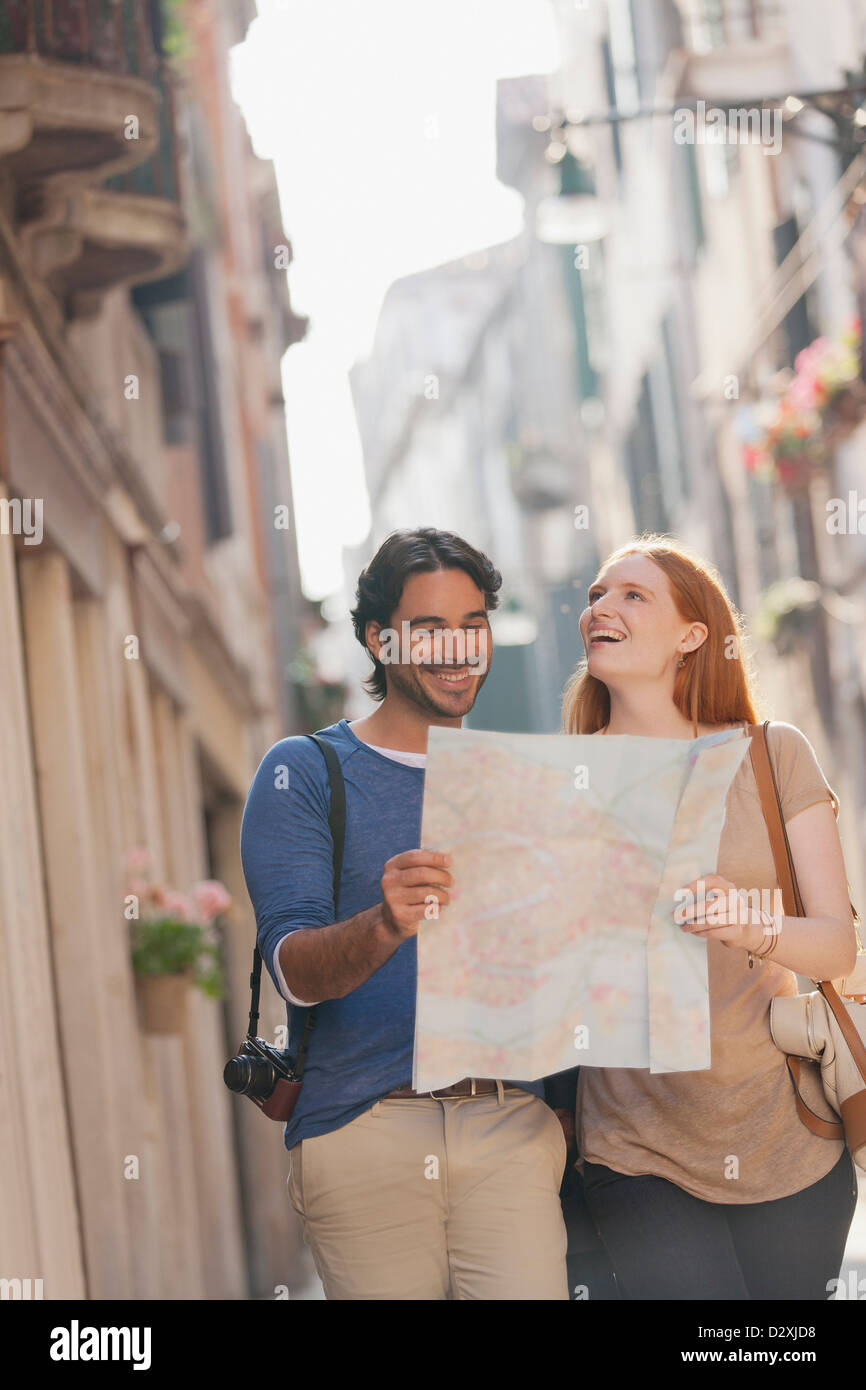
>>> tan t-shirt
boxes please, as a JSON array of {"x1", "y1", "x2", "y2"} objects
[{"x1": 576, "y1": 720, "x2": 846, "y2": 1203}]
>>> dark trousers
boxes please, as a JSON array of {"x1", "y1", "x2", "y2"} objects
[{"x1": 580, "y1": 1149, "x2": 858, "y2": 1300}]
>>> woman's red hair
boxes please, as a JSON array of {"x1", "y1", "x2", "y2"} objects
[{"x1": 561, "y1": 535, "x2": 764, "y2": 735}]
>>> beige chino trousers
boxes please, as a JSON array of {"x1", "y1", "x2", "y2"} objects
[{"x1": 287, "y1": 1083, "x2": 569, "y2": 1300}]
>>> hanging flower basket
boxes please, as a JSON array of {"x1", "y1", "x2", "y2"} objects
[
  {"x1": 821, "y1": 376, "x2": 866, "y2": 448},
  {"x1": 125, "y1": 849, "x2": 231, "y2": 1036},
  {"x1": 740, "y1": 318, "x2": 865, "y2": 491},
  {"x1": 135, "y1": 969, "x2": 193, "y2": 1035}
]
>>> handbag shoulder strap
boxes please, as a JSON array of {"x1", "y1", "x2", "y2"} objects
[
  {"x1": 747, "y1": 720, "x2": 866, "y2": 1083},
  {"x1": 248, "y1": 733, "x2": 346, "y2": 1078},
  {"x1": 746, "y1": 720, "x2": 803, "y2": 916}
]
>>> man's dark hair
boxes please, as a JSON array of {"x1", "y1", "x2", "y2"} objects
[{"x1": 350, "y1": 528, "x2": 502, "y2": 702}]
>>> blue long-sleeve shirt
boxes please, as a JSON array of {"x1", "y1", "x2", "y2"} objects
[{"x1": 239, "y1": 718, "x2": 543, "y2": 1150}]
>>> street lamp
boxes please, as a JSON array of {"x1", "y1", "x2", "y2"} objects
[{"x1": 536, "y1": 148, "x2": 608, "y2": 245}]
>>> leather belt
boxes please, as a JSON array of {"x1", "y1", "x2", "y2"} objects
[{"x1": 383, "y1": 1077, "x2": 517, "y2": 1100}]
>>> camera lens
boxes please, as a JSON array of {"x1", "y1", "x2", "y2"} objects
[
  {"x1": 224, "y1": 1054, "x2": 277, "y2": 1099},
  {"x1": 223, "y1": 1056, "x2": 252, "y2": 1092}
]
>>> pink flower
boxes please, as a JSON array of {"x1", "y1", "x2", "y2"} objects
[
  {"x1": 160, "y1": 890, "x2": 194, "y2": 923},
  {"x1": 742, "y1": 446, "x2": 759, "y2": 473},
  {"x1": 190, "y1": 879, "x2": 232, "y2": 924},
  {"x1": 788, "y1": 372, "x2": 819, "y2": 411},
  {"x1": 125, "y1": 846, "x2": 153, "y2": 876}
]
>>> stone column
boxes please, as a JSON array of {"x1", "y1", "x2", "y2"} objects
[
  {"x1": 173, "y1": 708, "x2": 248, "y2": 1299},
  {"x1": 124, "y1": 672, "x2": 205, "y2": 1297},
  {"x1": 0, "y1": 497, "x2": 85, "y2": 1298},
  {"x1": 72, "y1": 588, "x2": 163, "y2": 1299},
  {"x1": 17, "y1": 548, "x2": 135, "y2": 1298}
]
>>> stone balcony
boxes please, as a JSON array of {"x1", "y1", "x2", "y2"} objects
[
  {"x1": 0, "y1": 51, "x2": 161, "y2": 182},
  {"x1": 23, "y1": 182, "x2": 188, "y2": 318},
  {"x1": 0, "y1": 1, "x2": 164, "y2": 182},
  {"x1": 0, "y1": 1, "x2": 187, "y2": 314},
  {"x1": 675, "y1": 0, "x2": 793, "y2": 104}
]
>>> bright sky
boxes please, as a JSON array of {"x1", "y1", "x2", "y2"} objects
[{"x1": 231, "y1": 0, "x2": 559, "y2": 599}]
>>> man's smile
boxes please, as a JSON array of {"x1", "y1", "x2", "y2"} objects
[{"x1": 421, "y1": 666, "x2": 474, "y2": 689}]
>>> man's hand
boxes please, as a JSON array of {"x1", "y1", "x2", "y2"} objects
[
  {"x1": 381, "y1": 849, "x2": 454, "y2": 940},
  {"x1": 277, "y1": 849, "x2": 454, "y2": 1002}
]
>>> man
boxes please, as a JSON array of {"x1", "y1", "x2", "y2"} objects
[{"x1": 240, "y1": 527, "x2": 569, "y2": 1299}]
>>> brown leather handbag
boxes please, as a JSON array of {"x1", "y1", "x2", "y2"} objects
[{"x1": 747, "y1": 720, "x2": 866, "y2": 1169}]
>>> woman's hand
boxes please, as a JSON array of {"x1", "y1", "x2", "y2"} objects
[{"x1": 675, "y1": 874, "x2": 768, "y2": 952}]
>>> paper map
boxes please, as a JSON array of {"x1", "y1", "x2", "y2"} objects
[{"x1": 413, "y1": 726, "x2": 750, "y2": 1090}]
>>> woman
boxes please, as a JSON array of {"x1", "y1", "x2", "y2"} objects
[{"x1": 566, "y1": 535, "x2": 859, "y2": 1300}]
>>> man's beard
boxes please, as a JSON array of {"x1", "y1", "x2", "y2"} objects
[{"x1": 384, "y1": 660, "x2": 490, "y2": 717}]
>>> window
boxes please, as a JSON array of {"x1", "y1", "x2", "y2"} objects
[
  {"x1": 601, "y1": 38, "x2": 623, "y2": 177},
  {"x1": 648, "y1": 314, "x2": 689, "y2": 516},
  {"x1": 772, "y1": 214, "x2": 815, "y2": 368},
  {"x1": 601, "y1": 0, "x2": 640, "y2": 183},
  {"x1": 188, "y1": 249, "x2": 233, "y2": 543},
  {"x1": 675, "y1": 140, "x2": 706, "y2": 265},
  {"x1": 608, "y1": 0, "x2": 641, "y2": 112},
  {"x1": 684, "y1": 0, "x2": 726, "y2": 53},
  {"x1": 559, "y1": 245, "x2": 599, "y2": 402},
  {"x1": 703, "y1": 141, "x2": 739, "y2": 200},
  {"x1": 624, "y1": 374, "x2": 669, "y2": 533}
]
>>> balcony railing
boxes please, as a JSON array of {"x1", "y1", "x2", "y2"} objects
[
  {"x1": 676, "y1": 0, "x2": 792, "y2": 103},
  {"x1": 681, "y1": 0, "x2": 787, "y2": 53},
  {"x1": 1, "y1": 1, "x2": 181, "y2": 205},
  {"x1": 0, "y1": 0, "x2": 186, "y2": 303},
  {"x1": 0, "y1": 0, "x2": 159, "y2": 80},
  {"x1": 104, "y1": 60, "x2": 181, "y2": 201}
]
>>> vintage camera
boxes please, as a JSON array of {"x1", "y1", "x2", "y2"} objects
[{"x1": 223, "y1": 1035, "x2": 303, "y2": 1122}]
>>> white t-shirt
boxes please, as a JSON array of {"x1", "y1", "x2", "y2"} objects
[{"x1": 273, "y1": 741, "x2": 427, "y2": 1005}]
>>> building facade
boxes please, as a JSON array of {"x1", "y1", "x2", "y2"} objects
[
  {"x1": 0, "y1": 0, "x2": 311, "y2": 1298},
  {"x1": 545, "y1": 0, "x2": 866, "y2": 903},
  {"x1": 347, "y1": 0, "x2": 866, "y2": 912}
]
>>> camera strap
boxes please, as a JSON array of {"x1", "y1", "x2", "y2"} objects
[{"x1": 247, "y1": 733, "x2": 346, "y2": 1080}]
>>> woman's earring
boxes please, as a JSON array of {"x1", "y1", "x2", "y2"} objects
[{"x1": 677, "y1": 655, "x2": 685, "y2": 668}]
